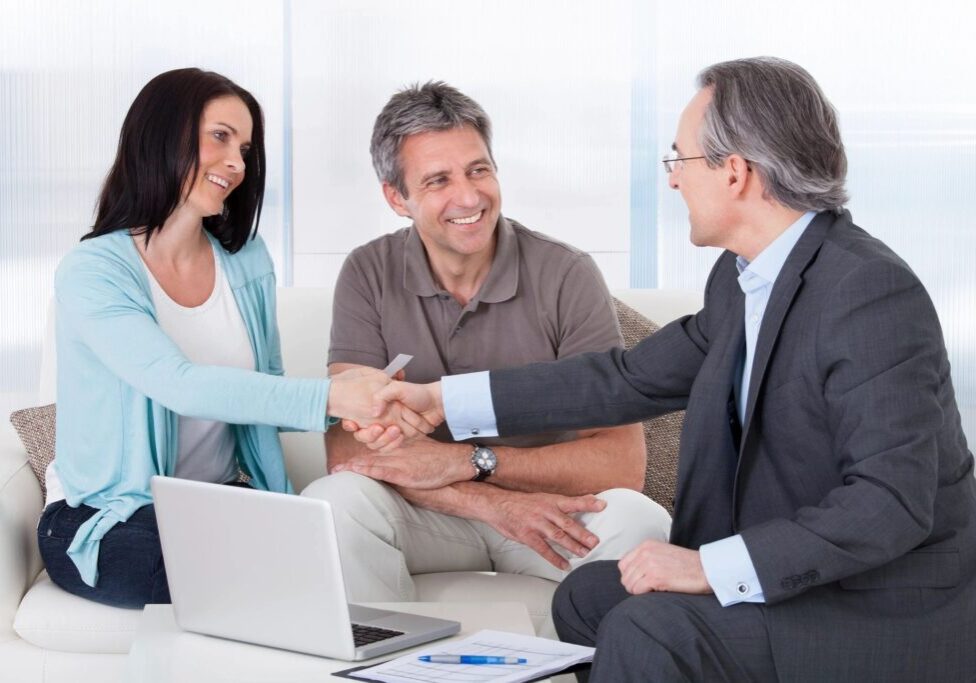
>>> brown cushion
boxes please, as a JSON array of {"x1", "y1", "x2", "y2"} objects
[
  {"x1": 9, "y1": 403, "x2": 57, "y2": 500},
  {"x1": 612, "y1": 297, "x2": 684, "y2": 515},
  {"x1": 8, "y1": 403, "x2": 250, "y2": 501}
]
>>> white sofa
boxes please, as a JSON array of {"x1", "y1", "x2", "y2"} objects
[{"x1": 0, "y1": 287, "x2": 702, "y2": 683}]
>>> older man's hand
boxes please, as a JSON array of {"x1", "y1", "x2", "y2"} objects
[
  {"x1": 617, "y1": 539, "x2": 713, "y2": 595},
  {"x1": 327, "y1": 368, "x2": 435, "y2": 445},
  {"x1": 342, "y1": 380, "x2": 447, "y2": 451},
  {"x1": 375, "y1": 380, "x2": 445, "y2": 428}
]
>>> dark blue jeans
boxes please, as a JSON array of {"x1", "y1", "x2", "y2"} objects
[
  {"x1": 37, "y1": 482, "x2": 252, "y2": 609},
  {"x1": 38, "y1": 501, "x2": 171, "y2": 609}
]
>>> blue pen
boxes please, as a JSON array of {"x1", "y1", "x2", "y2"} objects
[{"x1": 418, "y1": 655, "x2": 528, "y2": 665}]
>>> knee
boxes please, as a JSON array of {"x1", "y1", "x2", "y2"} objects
[
  {"x1": 591, "y1": 596, "x2": 683, "y2": 679},
  {"x1": 301, "y1": 471, "x2": 383, "y2": 512},
  {"x1": 552, "y1": 571, "x2": 587, "y2": 643},
  {"x1": 553, "y1": 561, "x2": 622, "y2": 644},
  {"x1": 301, "y1": 471, "x2": 404, "y2": 537},
  {"x1": 588, "y1": 489, "x2": 672, "y2": 551}
]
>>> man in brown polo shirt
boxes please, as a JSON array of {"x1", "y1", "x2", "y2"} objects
[{"x1": 302, "y1": 81, "x2": 671, "y2": 605}]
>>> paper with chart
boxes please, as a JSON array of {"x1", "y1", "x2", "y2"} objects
[{"x1": 348, "y1": 629, "x2": 595, "y2": 683}]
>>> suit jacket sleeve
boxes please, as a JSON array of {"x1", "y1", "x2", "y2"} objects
[
  {"x1": 741, "y1": 257, "x2": 949, "y2": 603},
  {"x1": 489, "y1": 275, "x2": 715, "y2": 435}
]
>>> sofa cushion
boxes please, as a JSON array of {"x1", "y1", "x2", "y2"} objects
[
  {"x1": 9, "y1": 403, "x2": 56, "y2": 501},
  {"x1": 612, "y1": 297, "x2": 684, "y2": 515},
  {"x1": 13, "y1": 572, "x2": 141, "y2": 654}
]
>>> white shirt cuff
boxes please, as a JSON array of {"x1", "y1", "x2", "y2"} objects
[
  {"x1": 699, "y1": 534, "x2": 766, "y2": 606},
  {"x1": 441, "y1": 371, "x2": 499, "y2": 441}
]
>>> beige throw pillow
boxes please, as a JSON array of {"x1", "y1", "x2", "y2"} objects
[{"x1": 9, "y1": 403, "x2": 57, "y2": 500}]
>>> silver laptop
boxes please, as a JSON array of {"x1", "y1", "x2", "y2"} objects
[{"x1": 151, "y1": 476, "x2": 460, "y2": 660}]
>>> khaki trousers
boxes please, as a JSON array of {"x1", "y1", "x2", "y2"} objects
[{"x1": 301, "y1": 471, "x2": 672, "y2": 603}]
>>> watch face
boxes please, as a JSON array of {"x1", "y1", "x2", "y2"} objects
[{"x1": 473, "y1": 447, "x2": 497, "y2": 471}]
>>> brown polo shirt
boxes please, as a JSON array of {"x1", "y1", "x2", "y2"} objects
[{"x1": 329, "y1": 216, "x2": 623, "y2": 446}]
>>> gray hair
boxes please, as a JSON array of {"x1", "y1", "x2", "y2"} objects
[
  {"x1": 696, "y1": 57, "x2": 848, "y2": 212},
  {"x1": 370, "y1": 81, "x2": 494, "y2": 197}
]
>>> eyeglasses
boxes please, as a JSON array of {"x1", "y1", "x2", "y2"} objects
[{"x1": 661, "y1": 150, "x2": 706, "y2": 174}]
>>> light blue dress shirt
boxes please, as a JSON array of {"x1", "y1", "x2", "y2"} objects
[
  {"x1": 442, "y1": 211, "x2": 816, "y2": 606},
  {"x1": 442, "y1": 370, "x2": 498, "y2": 440}
]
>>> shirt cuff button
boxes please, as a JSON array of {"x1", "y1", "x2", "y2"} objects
[
  {"x1": 471, "y1": 428, "x2": 479, "y2": 435},
  {"x1": 736, "y1": 582, "x2": 749, "y2": 595}
]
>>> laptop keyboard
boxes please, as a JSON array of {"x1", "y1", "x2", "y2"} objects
[{"x1": 352, "y1": 623, "x2": 404, "y2": 647}]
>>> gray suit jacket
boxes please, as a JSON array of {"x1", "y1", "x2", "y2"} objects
[{"x1": 490, "y1": 210, "x2": 976, "y2": 680}]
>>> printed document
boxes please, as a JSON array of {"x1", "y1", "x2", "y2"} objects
[{"x1": 348, "y1": 629, "x2": 595, "y2": 683}]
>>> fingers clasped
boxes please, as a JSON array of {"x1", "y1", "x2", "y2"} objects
[{"x1": 331, "y1": 374, "x2": 443, "y2": 450}]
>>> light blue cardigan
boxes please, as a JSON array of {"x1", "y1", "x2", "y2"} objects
[{"x1": 54, "y1": 230, "x2": 332, "y2": 586}]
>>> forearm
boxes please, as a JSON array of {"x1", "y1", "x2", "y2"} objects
[
  {"x1": 489, "y1": 423, "x2": 646, "y2": 496},
  {"x1": 326, "y1": 427, "x2": 369, "y2": 472},
  {"x1": 394, "y1": 481, "x2": 495, "y2": 521}
]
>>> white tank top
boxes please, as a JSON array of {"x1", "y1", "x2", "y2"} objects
[{"x1": 46, "y1": 242, "x2": 254, "y2": 504}]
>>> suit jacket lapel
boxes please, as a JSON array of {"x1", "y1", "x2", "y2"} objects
[
  {"x1": 670, "y1": 274, "x2": 747, "y2": 547},
  {"x1": 740, "y1": 212, "x2": 834, "y2": 438}
]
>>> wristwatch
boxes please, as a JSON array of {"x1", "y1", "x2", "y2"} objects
[{"x1": 470, "y1": 445, "x2": 497, "y2": 482}]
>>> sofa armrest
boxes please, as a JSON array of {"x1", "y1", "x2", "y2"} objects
[{"x1": 0, "y1": 424, "x2": 44, "y2": 639}]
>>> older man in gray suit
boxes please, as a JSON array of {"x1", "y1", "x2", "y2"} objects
[{"x1": 359, "y1": 57, "x2": 976, "y2": 681}]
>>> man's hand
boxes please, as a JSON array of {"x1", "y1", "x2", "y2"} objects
[
  {"x1": 374, "y1": 380, "x2": 445, "y2": 429},
  {"x1": 341, "y1": 380, "x2": 446, "y2": 452},
  {"x1": 331, "y1": 436, "x2": 473, "y2": 489},
  {"x1": 617, "y1": 539, "x2": 712, "y2": 595},
  {"x1": 480, "y1": 488, "x2": 607, "y2": 571},
  {"x1": 328, "y1": 368, "x2": 435, "y2": 444}
]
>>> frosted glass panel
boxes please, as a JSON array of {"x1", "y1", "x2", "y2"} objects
[
  {"x1": 2, "y1": 0, "x2": 973, "y2": 442},
  {"x1": 0, "y1": 1, "x2": 285, "y2": 408},
  {"x1": 290, "y1": 0, "x2": 633, "y2": 286},
  {"x1": 650, "y1": 0, "x2": 976, "y2": 439}
]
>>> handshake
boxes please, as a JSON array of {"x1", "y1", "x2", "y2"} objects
[{"x1": 326, "y1": 367, "x2": 446, "y2": 450}]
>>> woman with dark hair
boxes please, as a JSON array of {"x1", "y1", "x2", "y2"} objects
[{"x1": 39, "y1": 68, "x2": 426, "y2": 608}]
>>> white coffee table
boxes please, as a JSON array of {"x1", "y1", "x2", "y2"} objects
[{"x1": 126, "y1": 601, "x2": 547, "y2": 682}]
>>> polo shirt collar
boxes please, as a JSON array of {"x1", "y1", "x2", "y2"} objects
[{"x1": 402, "y1": 215, "x2": 520, "y2": 304}]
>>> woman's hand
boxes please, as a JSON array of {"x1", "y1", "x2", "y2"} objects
[
  {"x1": 374, "y1": 380, "x2": 445, "y2": 429},
  {"x1": 342, "y1": 380, "x2": 446, "y2": 452}
]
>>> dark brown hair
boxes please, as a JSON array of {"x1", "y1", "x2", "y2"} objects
[{"x1": 84, "y1": 68, "x2": 266, "y2": 253}]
